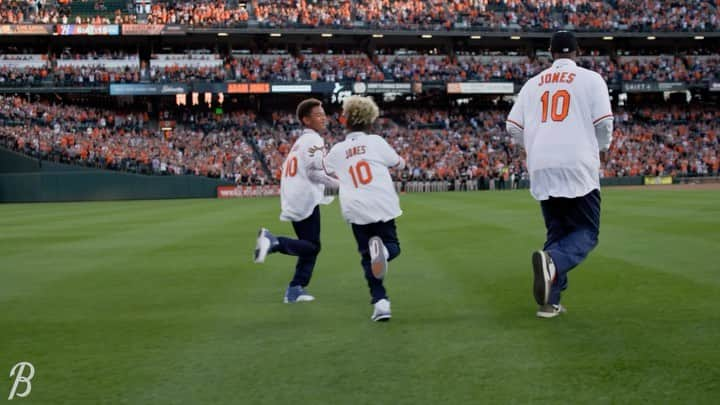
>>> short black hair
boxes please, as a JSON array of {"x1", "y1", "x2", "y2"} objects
[{"x1": 296, "y1": 98, "x2": 322, "y2": 123}]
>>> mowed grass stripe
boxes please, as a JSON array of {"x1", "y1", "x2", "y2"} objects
[{"x1": 0, "y1": 200, "x2": 244, "y2": 303}]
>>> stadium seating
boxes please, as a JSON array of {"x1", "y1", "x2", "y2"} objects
[{"x1": 2, "y1": 1, "x2": 717, "y2": 31}]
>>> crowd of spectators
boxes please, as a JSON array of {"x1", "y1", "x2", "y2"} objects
[
  {"x1": 0, "y1": 1, "x2": 136, "y2": 24},
  {"x1": 250, "y1": 105, "x2": 720, "y2": 184},
  {"x1": 145, "y1": 0, "x2": 249, "y2": 27},
  {"x1": 0, "y1": 97, "x2": 268, "y2": 184},
  {"x1": 1, "y1": 1, "x2": 717, "y2": 31},
  {"x1": 0, "y1": 99, "x2": 717, "y2": 186},
  {"x1": 607, "y1": 106, "x2": 719, "y2": 177},
  {"x1": 299, "y1": 54, "x2": 386, "y2": 82},
  {"x1": 0, "y1": 51, "x2": 717, "y2": 86},
  {"x1": 253, "y1": 0, "x2": 353, "y2": 28}
]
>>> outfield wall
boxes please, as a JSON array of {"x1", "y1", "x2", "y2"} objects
[
  {"x1": 0, "y1": 147, "x2": 232, "y2": 203},
  {"x1": 395, "y1": 176, "x2": 643, "y2": 193},
  {"x1": 1, "y1": 147, "x2": 646, "y2": 203}
]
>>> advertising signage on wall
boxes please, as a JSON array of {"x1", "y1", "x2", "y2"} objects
[
  {"x1": 621, "y1": 82, "x2": 687, "y2": 93},
  {"x1": 352, "y1": 82, "x2": 414, "y2": 94},
  {"x1": 446, "y1": 82, "x2": 514, "y2": 94},
  {"x1": 227, "y1": 83, "x2": 270, "y2": 94},
  {"x1": 56, "y1": 24, "x2": 120, "y2": 35},
  {"x1": 191, "y1": 83, "x2": 228, "y2": 93},
  {"x1": 122, "y1": 24, "x2": 165, "y2": 35},
  {"x1": 0, "y1": 25, "x2": 53, "y2": 35},
  {"x1": 109, "y1": 83, "x2": 189, "y2": 95},
  {"x1": 271, "y1": 84, "x2": 313, "y2": 93},
  {"x1": 217, "y1": 185, "x2": 280, "y2": 198},
  {"x1": 121, "y1": 24, "x2": 185, "y2": 35}
]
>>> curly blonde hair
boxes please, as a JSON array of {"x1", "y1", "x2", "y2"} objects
[{"x1": 342, "y1": 95, "x2": 379, "y2": 129}]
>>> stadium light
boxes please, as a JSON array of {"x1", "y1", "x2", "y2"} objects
[
  {"x1": 470, "y1": 35, "x2": 482, "y2": 39},
  {"x1": 694, "y1": 36, "x2": 705, "y2": 40},
  {"x1": 421, "y1": 34, "x2": 432, "y2": 39},
  {"x1": 510, "y1": 36, "x2": 521, "y2": 40},
  {"x1": 321, "y1": 33, "x2": 333, "y2": 38},
  {"x1": 647, "y1": 36, "x2": 656, "y2": 40},
  {"x1": 372, "y1": 34, "x2": 384, "y2": 38},
  {"x1": 217, "y1": 32, "x2": 228, "y2": 37},
  {"x1": 602, "y1": 36, "x2": 614, "y2": 40},
  {"x1": 270, "y1": 33, "x2": 282, "y2": 37}
]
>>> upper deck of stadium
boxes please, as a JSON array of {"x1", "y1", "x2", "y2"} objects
[{"x1": 0, "y1": 1, "x2": 718, "y2": 33}]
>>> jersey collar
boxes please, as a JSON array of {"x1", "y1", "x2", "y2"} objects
[
  {"x1": 552, "y1": 58, "x2": 577, "y2": 68},
  {"x1": 345, "y1": 131, "x2": 367, "y2": 140},
  {"x1": 302, "y1": 128, "x2": 319, "y2": 136}
]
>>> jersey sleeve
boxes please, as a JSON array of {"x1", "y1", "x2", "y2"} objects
[
  {"x1": 506, "y1": 86, "x2": 525, "y2": 133},
  {"x1": 304, "y1": 133, "x2": 327, "y2": 170},
  {"x1": 322, "y1": 146, "x2": 338, "y2": 176},
  {"x1": 372, "y1": 135, "x2": 402, "y2": 167},
  {"x1": 591, "y1": 74, "x2": 613, "y2": 126}
]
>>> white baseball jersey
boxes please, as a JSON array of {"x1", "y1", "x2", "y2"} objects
[
  {"x1": 507, "y1": 58, "x2": 613, "y2": 201},
  {"x1": 324, "y1": 132, "x2": 403, "y2": 225},
  {"x1": 280, "y1": 128, "x2": 330, "y2": 222}
]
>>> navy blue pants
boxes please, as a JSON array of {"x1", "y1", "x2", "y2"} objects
[
  {"x1": 276, "y1": 206, "x2": 321, "y2": 287},
  {"x1": 351, "y1": 220, "x2": 401, "y2": 304},
  {"x1": 541, "y1": 189, "x2": 601, "y2": 305}
]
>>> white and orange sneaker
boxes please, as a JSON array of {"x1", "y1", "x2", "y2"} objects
[{"x1": 369, "y1": 236, "x2": 389, "y2": 280}]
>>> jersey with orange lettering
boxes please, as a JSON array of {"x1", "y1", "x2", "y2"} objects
[
  {"x1": 506, "y1": 58, "x2": 613, "y2": 201},
  {"x1": 323, "y1": 131, "x2": 405, "y2": 225},
  {"x1": 280, "y1": 128, "x2": 337, "y2": 222}
]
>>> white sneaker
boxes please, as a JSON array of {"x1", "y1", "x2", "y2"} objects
[
  {"x1": 371, "y1": 298, "x2": 391, "y2": 322},
  {"x1": 532, "y1": 250, "x2": 556, "y2": 305},
  {"x1": 536, "y1": 304, "x2": 567, "y2": 318},
  {"x1": 254, "y1": 228, "x2": 276, "y2": 264},
  {"x1": 369, "y1": 237, "x2": 389, "y2": 279}
]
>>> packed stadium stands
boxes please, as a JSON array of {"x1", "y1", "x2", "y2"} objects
[
  {"x1": 1, "y1": 94, "x2": 717, "y2": 186},
  {"x1": 0, "y1": 1, "x2": 717, "y2": 191},
  {"x1": 2, "y1": 1, "x2": 717, "y2": 31},
  {"x1": 0, "y1": 50, "x2": 717, "y2": 86}
]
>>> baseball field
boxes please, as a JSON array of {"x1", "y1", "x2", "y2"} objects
[{"x1": 1, "y1": 187, "x2": 718, "y2": 404}]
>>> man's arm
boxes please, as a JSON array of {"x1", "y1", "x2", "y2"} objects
[
  {"x1": 506, "y1": 120, "x2": 524, "y2": 147},
  {"x1": 591, "y1": 74, "x2": 614, "y2": 154},
  {"x1": 308, "y1": 167, "x2": 339, "y2": 189},
  {"x1": 595, "y1": 119, "x2": 613, "y2": 153},
  {"x1": 506, "y1": 88, "x2": 525, "y2": 146},
  {"x1": 306, "y1": 142, "x2": 326, "y2": 171},
  {"x1": 321, "y1": 147, "x2": 337, "y2": 178},
  {"x1": 374, "y1": 135, "x2": 405, "y2": 168}
]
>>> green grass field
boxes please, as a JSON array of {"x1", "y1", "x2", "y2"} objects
[{"x1": 1, "y1": 188, "x2": 719, "y2": 404}]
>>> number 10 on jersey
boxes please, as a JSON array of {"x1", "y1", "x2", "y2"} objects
[
  {"x1": 541, "y1": 90, "x2": 570, "y2": 122},
  {"x1": 284, "y1": 156, "x2": 297, "y2": 177},
  {"x1": 349, "y1": 161, "x2": 373, "y2": 188}
]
